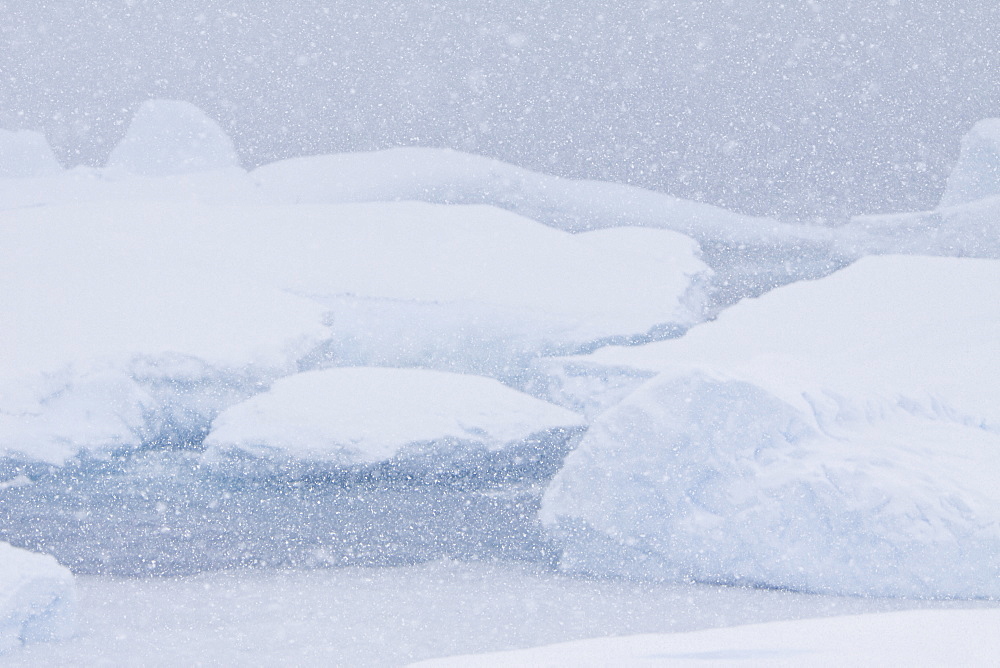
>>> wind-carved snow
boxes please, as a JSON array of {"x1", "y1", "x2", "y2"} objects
[
  {"x1": 0, "y1": 130, "x2": 62, "y2": 178},
  {"x1": 541, "y1": 255, "x2": 1000, "y2": 598},
  {"x1": 105, "y1": 99, "x2": 241, "y2": 176},
  {"x1": 0, "y1": 543, "x2": 75, "y2": 654},
  {"x1": 203, "y1": 367, "x2": 586, "y2": 480}
]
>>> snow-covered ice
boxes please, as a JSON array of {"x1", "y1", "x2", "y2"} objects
[
  {"x1": 0, "y1": 197, "x2": 705, "y2": 466},
  {"x1": 0, "y1": 130, "x2": 62, "y2": 178},
  {"x1": 411, "y1": 607, "x2": 1000, "y2": 667},
  {"x1": 204, "y1": 367, "x2": 585, "y2": 477},
  {"x1": 3, "y1": 561, "x2": 993, "y2": 667},
  {"x1": 940, "y1": 118, "x2": 1000, "y2": 208},
  {"x1": 104, "y1": 99, "x2": 242, "y2": 176},
  {"x1": 541, "y1": 255, "x2": 1000, "y2": 598},
  {"x1": 0, "y1": 543, "x2": 75, "y2": 655}
]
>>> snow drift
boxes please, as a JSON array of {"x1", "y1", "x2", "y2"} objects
[
  {"x1": 541, "y1": 255, "x2": 1000, "y2": 598},
  {"x1": 0, "y1": 543, "x2": 75, "y2": 654}
]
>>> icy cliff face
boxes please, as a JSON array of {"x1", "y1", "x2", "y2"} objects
[
  {"x1": 0, "y1": 543, "x2": 75, "y2": 654},
  {"x1": 940, "y1": 119, "x2": 1000, "y2": 208},
  {"x1": 541, "y1": 255, "x2": 1000, "y2": 598}
]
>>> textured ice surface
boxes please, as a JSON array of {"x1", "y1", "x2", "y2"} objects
[
  {"x1": 0, "y1": 130, "x2": 62, "y2": 178},
  {"x1": 940, "y1": 118, "x2": 1000, "y2": 208},
  {"x1": 204, "y1": 367, "x2": 585, "y2": 476},
  {"x1": 0, "y1": 543, "x2": 75, "y2": 654},
  {"x1": 105, "y1": 99, "x2": 241, "y2": 176},
  {"x1": 542, "y1": 256, "x2": 1000, "y2": 598}
]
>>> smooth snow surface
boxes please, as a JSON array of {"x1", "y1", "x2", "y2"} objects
[
  {"x1": 413, "y1": 608, "x2": 1000, "y2": 667},
  {"x1": 0, "y1": 543, "x2": 75, "y2": 655},
  {"x1": 4, "y1": 561, "x2": 993, "y2": 667},
  {"x1": 0, "y1": 198, "x2": 704, "y2": 465},
  {"x1": 204, "y1": 367, "x2": 584, "y2": 470},
  {"x1": 940, "y1": 118, "x2": 1000, "y2": 208},
  {"x1": 105, "y1": 99, "x2": 241, "y2": 176},
  {"x1": 542, "y1": 255, "x2": 1000, "y2": 598},
  {"x1": 0, "y1": 130, "x2": 62, "y2": 178}
]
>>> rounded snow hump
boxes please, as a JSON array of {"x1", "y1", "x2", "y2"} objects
[{"x1": 105, "y1": 99, "x2": 241, "y2": 176}]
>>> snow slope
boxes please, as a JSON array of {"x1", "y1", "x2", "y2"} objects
[
  {"x1": 411, "y1": 608, "x2": 1000, "y2": 667},
  {"x1": 541, "y1": 255, "x2": 1000, "y2": 598},
  {"x1": 0, "y1": 543, "x2": 75, "y2": 655},
  {"x1": 204, "y1": 367, "x2": 585, "y2": 478}
]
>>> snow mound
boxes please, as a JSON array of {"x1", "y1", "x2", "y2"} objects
[
  {"x1": 1, "y1": 198, "x2": 704, "y2": 465},
  {"x1": 940, "y1": 118, "x2": 1000, "y2": 208},
  {"x1": 409, "y1": 608, "x2": 1000, "y2": 668},
  {"x1": 0, "y1": 130, "x2": 62, "y2": 178},
  {"x1": 541, "y1": 255, "x2": 1000, "y2": 598},
  {"x1": 0, "y1": 543, "x2": 75, "y2": 654},
  {"x1": 105, "y1": 99, "x2": 241, "y2": 176},
  {"x1": 204, "y1": 367, "x2": 585, "y2": 478}
]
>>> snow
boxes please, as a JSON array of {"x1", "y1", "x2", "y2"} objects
[
  {"x1": 3, "y1": 561, "x2": 993, "y2": 667},
  {"x1": 940, "y1": 118, "x2": 1000, "y2": 208},
  {"x1": 541, "y1": 255, "x2": 1000, "y2": 598},
  {"x1": 411, "y1": 607, "x2": 1000, "y2": 667},
  {"x1": 0, "y1": 543, "x2": 75, "y2": 655},
  {"x1": 0, "y1": 130, "x2": 62, "y2": 178},
  {"x1": 203, "y1": 367, "x2": 585, "y2": 473},
  {"x1": 104, "y1": 99, "x2": 242, "y2": 176},
  {"x1": 0, "y1": 197, "x2": 705, "y2": 466}
]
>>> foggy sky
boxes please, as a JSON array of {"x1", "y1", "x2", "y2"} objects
[{"x1": 1, "y1": 0, "x2": 997, "y2": 219}]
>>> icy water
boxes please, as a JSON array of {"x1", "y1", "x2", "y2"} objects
[
  {"x1": 0, "y1": 451, "x2": 558, "y2": 575},
  {"x1": 7, "y1": 560, "x2": 997, "y2": 667}
]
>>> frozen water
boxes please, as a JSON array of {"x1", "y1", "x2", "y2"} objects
[
  {"x1": 0, "y1": 130, "x2": 62, "y2": 178},
  {"x1": 204, "y1": 367, "x2": 585, "y2": 477},
  {"x1": 105, "y1": 99, "x2": 241, "y2": 176},
  {"x1": 3, "y1": 561, "x2": 994, "y2": 667},
  {"x1": 0, "y1": 543, "x2": 75, "y2": 654},
  {"x1": 940, "y1": 119, "x2": 1000, "y2": 208},
  {"x1": 541, "y1": 255, "x2": 1000, "y2": 598},
  {"x1": 412, "y1": 607, "x2": 1000, "y2": 667}
]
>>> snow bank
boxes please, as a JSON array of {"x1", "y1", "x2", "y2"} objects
[
  {"x1": 105, "y1": 99, "x2": 241, "y2": 176},
  {"x1": 0, "y1": 130, "x2": 62, "y2": 178},
  {"x1": 0, "y1": 543, "x2": 75, "y2": 654},
  {"x1": 203, "y1": 367, "x2": 585, "y2": 479},
  {"x1": 410, "y1": 608, "x2": 1000, "y2": 667},
  {"x1": 1, "y1": 198, "x2": 704, "y2": 465},
  {"x1": 940, "y1": 118, "x2": 1000, "y2": 208},
  {"x1": 541, "y1": 255, "x2": 1000, "y2": 598}
]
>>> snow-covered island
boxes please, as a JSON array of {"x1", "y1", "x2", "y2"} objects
[{"x1": 1, "y1": 100, "x2": 999, "y2": 664}]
